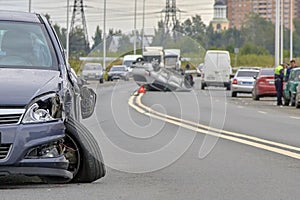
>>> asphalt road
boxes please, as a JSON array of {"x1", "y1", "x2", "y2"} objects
[{"x1": 1, "y1": 78, "x2": 300, "y2": 200}]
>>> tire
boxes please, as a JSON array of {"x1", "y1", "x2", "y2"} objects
[
  {"x1": 226, "y1": 84, "x2": 231, "y2": 91},
  {"x1": 252, "y1": 90, "x2": 259, "y2": 101},
  {"x1": 201, "y1": 82, "x2": 205, "y2": 90},
  {"x1": 291, "y1": 94, "x2": 296, "y2": 106},
  {"x1": 99, "y1": 78, "x2": 104, "y2": 84},
  {"x1": 231, "y1": 91, "x2": 237, "y2": 97},
  {"x1": 64, "y1": 117, "x2": 106, "y2": 183},
  {"x1": 283, "y1": 97, "x2": 290, "y2": 106},
  {"x1": 296, "y1": 99, "x2": 300, "y2": 108}
]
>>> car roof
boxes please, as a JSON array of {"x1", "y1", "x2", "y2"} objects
[
  {"x1": 0, "y1": 10, "x2": 41, "y2": 23},
  {"x1": 237, "y1": 67, "x2": 260, "y2": 72}
]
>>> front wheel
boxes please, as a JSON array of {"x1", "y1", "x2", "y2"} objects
[
  {"x1": 64, "y1": 117, "x2": 106, "y2": 183},
  {"x1": 231, "y1": 91, "x2": 237, "y2": 97}
]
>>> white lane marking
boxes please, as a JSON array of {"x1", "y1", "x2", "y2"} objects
[
  {"x1": 129, "y1": 94, "x2": 300, "y2": 160},
  {"x1": 237, "y1": 106, "x2": 244, "y2": 109},
  {"x1": 258, "y1": 111, "x2": 267, "y2": 114},
  {"x1": 290, "y1": 116, "x2": 300, "y2": 120}
]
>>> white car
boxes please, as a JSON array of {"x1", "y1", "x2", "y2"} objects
[
  {"x1": 82, "y1": 63, "x2": 104, "y2": 83},
  {"x1": 231, "y1": 67, "x2": 260, "y2": 97}
]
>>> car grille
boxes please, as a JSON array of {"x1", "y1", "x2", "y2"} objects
[
  {"x1": 0, "y1": 144, "x2": 11, "y2": 160},
  {"x1": 0, "y1": 109, "x2": 25, "y2": 125}
]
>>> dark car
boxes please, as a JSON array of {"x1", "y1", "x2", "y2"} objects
[
  {"x1": 283, "y1": 67, "x2": 300, "y2": 106},
  {"x1": 252, "y1": 68, "x2": 276, "y2": 100},
  {"x1": 0, "y1": 11, "x2": 105, "y2": 183},
  {"x1": 108, "y1": 65, "x2": 129, "y2": 81}
]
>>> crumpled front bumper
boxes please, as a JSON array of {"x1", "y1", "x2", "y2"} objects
[{"x1": 0, "y1": 121, "x2": 72, "y2": 180}]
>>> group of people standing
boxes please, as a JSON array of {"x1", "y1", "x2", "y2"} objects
[{"x1": 274, "y1": 59, "x2": 298, "y2": 106}]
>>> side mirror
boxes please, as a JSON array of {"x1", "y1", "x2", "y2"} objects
[{"x1": 80, "y1": 86, "x2": 96, "y2": 119}]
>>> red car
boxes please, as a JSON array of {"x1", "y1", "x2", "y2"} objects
[{"x1": 252, "y1": 68, "x2": 276, "y2": 100}]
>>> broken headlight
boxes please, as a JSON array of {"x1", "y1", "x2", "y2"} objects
[{"x1": 22, "y1": 93, "x2": 62, "y2": 123}]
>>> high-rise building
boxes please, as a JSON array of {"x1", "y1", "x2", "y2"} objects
[{"x1": 226, "y1": 0, "x2": 295, "y2": 29}]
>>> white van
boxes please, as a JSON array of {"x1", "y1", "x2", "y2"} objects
[
  {"x1": 201, "y1": 50, "x2": 232, "y2": 90},
  {"x1": 122, "y1": 54, "x2": 142, "y2": 68}
]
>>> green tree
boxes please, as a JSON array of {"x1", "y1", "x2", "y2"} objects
[
  {"x1": 180, "y1": 15, "x2": 207, "y2": 46},
  {"x1": 69, "y1": 26, "x2": 90, "y2": 58},
  {"x1": 91, "y1": 26, "x2": 102, "y2": 50},
  {"x1": 240, "y1": 14, "x2": 274, "y2": 54}
]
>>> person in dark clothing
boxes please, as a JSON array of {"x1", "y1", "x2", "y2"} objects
[
  {"x1": 286, "y1": 60, "x2": 298, "y2": 80},
  {"x1": 274, "y1": 63, "x2": 288, "y2": 106}
]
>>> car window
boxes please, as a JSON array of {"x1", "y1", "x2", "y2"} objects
[
  {"x1": 294, "y1": 70, "x2": 300, "y2": 81},
  {"x1": 0, "y1": 21, "x2": 58, "y2": 69},
  {"x1": 83, "y1": 64, "x2": 102, "y2": 71},
  {"x1": 111, "y1": 66, "x2": 125, "y2": 71},
  {"x1": 237, "y1": 71, "x2": 259, "y2": 77},
  {"x1": 260, "y1": 69, "x2": 274, "y2": 76}
]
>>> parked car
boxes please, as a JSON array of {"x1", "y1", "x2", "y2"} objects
[
  {"x1": 283, "y1": 67, "x2": 300, "y2": 106},
  {"x1": 231, "y1": 67, "x2": 260, "y2": 97},
  {"x1": 295, "y1": 82, "x2": 300, "y2": 108},
  {"x1": 108, "y1": 65, "x2": 129, "y2": 81},
  {"x1": 82, "y1": 63, "x2": 104, "y2": 83},
  {"x1": 0, "y1": 11, "x2": 105, "y2": 183},
  {"x1": 252, "y1": 68, "x2": 276, "y2": 100}
]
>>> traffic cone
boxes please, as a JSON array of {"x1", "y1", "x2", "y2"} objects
[{"x1": 137, "y1": 85, "x2": 146, "y2": 94}]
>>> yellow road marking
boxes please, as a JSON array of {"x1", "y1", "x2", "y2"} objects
[{"x1": 128, "y1": 94, "x2": 300, "y2": 159}]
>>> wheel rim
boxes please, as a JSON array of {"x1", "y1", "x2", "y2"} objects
[{"x1": 63, "y1": 134, "x2": 81, "y2": 177}]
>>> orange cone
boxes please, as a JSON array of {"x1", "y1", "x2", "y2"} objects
[{"x1": 137, "y1": 85, "x2": 146, "y2": 94}]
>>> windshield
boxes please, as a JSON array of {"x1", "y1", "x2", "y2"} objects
[
  {"x1": 260, "y1": 69, "x2": 274, "y2": 76},
  {"x1": 83, "y1": 64, "x2": 102, "y2": 71},
  {"x1": 0, "y1": 21, "x2": 58, "y2": 69},
  {"x1": 143, "y1": 56, "x2": 161, "y2": 64},
  {"x1": 123, "y1": 60, "x2": 134, "y2": 68},
  {"x1": 237, "y1": 71, "x2": 259, "y2": 77},
  {"x1": 164, "y1": 56, "x2": 177, "y2": 66},
  {"x1": 111, "y1": 66, "x2": 126, "y2": 71}
]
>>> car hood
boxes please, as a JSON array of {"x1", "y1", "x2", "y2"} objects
[{"x1": 0, "y1": 68, "x2": 61, "y2": 107}]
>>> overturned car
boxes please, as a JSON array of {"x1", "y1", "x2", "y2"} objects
[
  {"x1": 132, "y1": 59, "x2": 194, "y2": 92},
  {"x1": 0, "y1": 11, "x2": 105, "y2": 183}
]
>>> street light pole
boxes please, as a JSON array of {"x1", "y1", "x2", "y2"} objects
[
  {"x1": 103, "y1": 0, "x2": 107, "y2": 70},
  {"x1": 280, "y1": 0, "x2": 284, "y2": 64},
  {"x1": 275, "y1": 0, "x2": 280, "y2": 67},
  {"x1": 141, "y1": 0, "x2": 145, "y2": 54},
  {"x1": 290, "y1": 0, "x2": 293, "y2": 60},
  {"x1": 29, "y1": 0, "x2": 32, "y2": 12},
  {"x1": 66, "y1": 0, "x2": 70, "y2": 62},
  {"x1": 133, "y1": 0, "x2": 137, "y2": 55}
]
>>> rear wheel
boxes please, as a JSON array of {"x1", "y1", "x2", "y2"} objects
[
  {"x1": 201, "y1": 82, "x2": 205, "y2": 90},
  {"x1": 252, "y1": 90, "x2": 259, "y2": 100},
  {"x1": 99, "y1": 78, "x2": 104, "y2": 84},
  {"x1": 291, "y1": 93, "x2": 296, "y2": 106},
  {"x1": 231, "y1": 91, "x2": 237, "y2": 97}
]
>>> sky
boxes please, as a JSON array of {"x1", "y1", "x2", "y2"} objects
[{"x1": 1, "y1": 0, "x2": 214, "y2": 41}]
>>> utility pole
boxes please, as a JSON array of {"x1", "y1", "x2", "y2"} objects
[
  {"x1": 290, "y1": 0, "x2": 293, "y2": 60},
  {"x1": 141, "y1": 0, "x2": 146, "y2": 54},
  {"x1": 66, "y1": 0, "x2": 70, "y2": 62},
  {"x1": 280, "y1": 0, "x2": 284, "y2": 64},
  {"x1": 275, "y1": 0, "x2": 280, "y2": 67},
  {"x1": 29, "y1": 0, "x2": 32, "y2": 12},
  {"x1": 134, "y1": 0, "x2": 137, "y2": 55},
  {"x1": 162, "y1": 0, "x2": 180, "y2": 33},
  {"x1": 70, "y1": 0, "x2": 90, "y2": 52},
  {"x1": 103, "y1": 0, "x2": 106, "y2": 70}
]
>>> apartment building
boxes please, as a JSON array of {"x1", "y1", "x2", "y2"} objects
[{"x1": 226, "y1": 0, "x2": 295, "y2": 29}]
